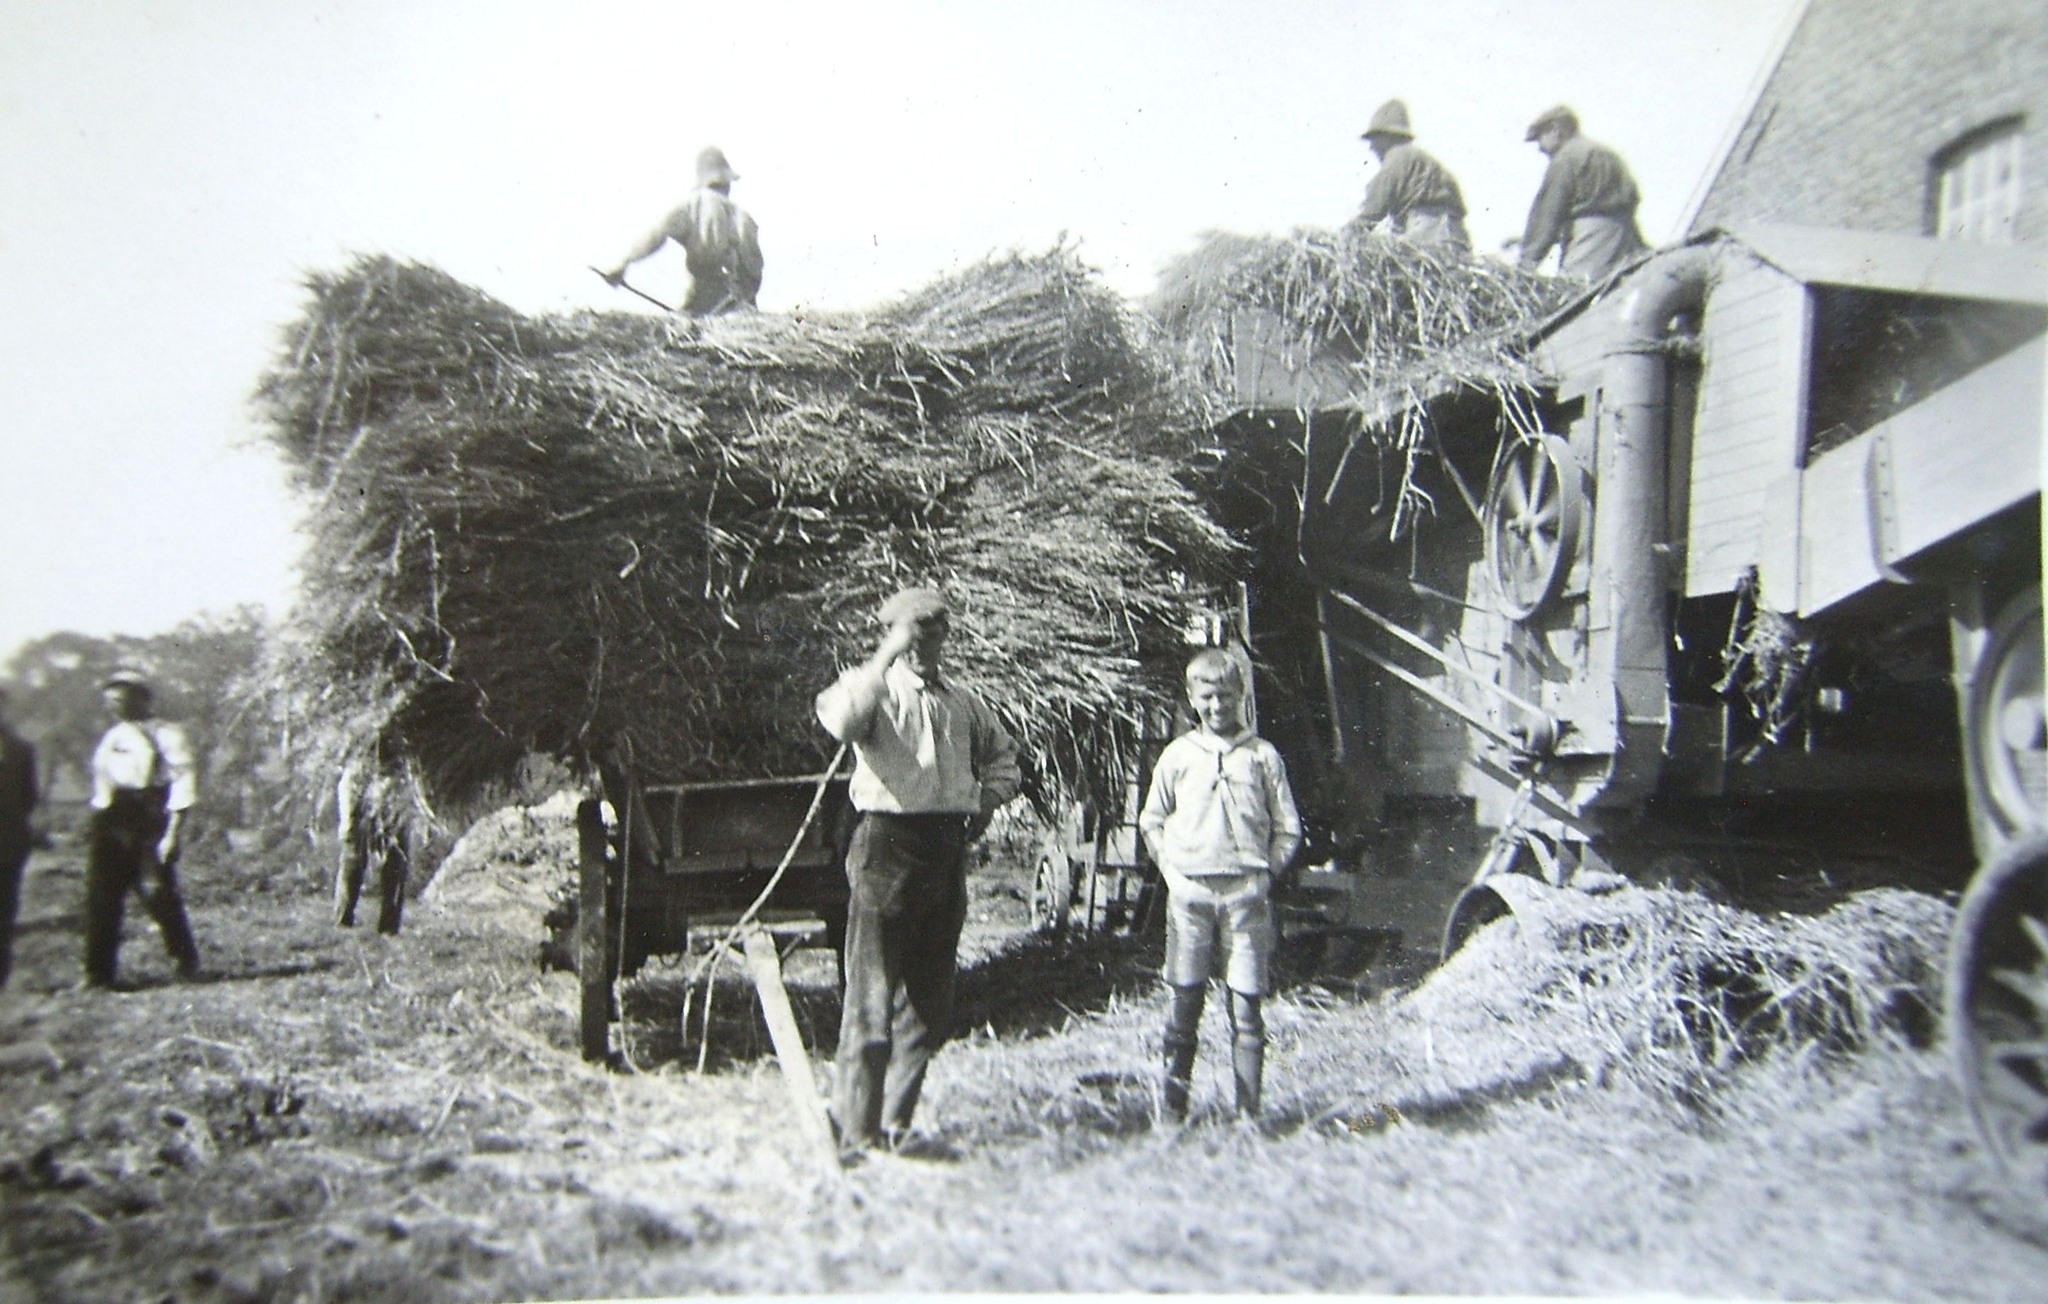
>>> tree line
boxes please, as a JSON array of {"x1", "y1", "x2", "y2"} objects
[{"x1": 3, "y1": 607, "x2": 303, "y2": 860}]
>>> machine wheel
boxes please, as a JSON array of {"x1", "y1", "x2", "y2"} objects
[
  {"x1": 1965, "y1": 585, "x2": 2046, "y2": 857},
  {"x1": 575, "y1": 799, "x2": 615, "y2": 1064},
  {"x1": 1485, "y1": 435, "x2": 1585, "y2": 622},
  {"x1": 1440, "y1": 827, "x2": 1590, "y2": 960},
  {"x1": 1442, "y1": 829, "x2": 1528, "y2": 960},
  {"x1": 1947, "y1": 830, "x2": 2048, "y2": 1188},
  {"x1": 1031, "y1": 849, "x2": 1075, "y2": 936}
]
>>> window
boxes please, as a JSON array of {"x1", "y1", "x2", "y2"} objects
[{"x1": 1932, "y1": 119, "x2": 2024, "y2": 243}]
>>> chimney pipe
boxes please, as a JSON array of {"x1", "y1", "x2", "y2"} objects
[{"x1": 1596, "y1": 244, "x2": 1717, "y2": 803}]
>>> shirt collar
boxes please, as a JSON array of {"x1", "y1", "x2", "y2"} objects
[
  {"x1": 891, "y1": 660, "x2": 945, "y2": 693},
  {"x1": 1186, "y1": 727, "x2": 1251, "y2": 755}
]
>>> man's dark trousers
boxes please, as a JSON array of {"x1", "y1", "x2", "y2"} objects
[
  {"x1": 833, "y1": 812, "x2": 968, "y2": 1146},
  {"x1": 84, "y1": 788, "x2": 200, "y2": 986},
  {"x1": 0, "y1": 823, "x2": 30, "y2": 988}
]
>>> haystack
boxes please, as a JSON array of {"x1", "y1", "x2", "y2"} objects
[
  {"x1": 258, "y1": 249, "x2": 1236, "y2": 822},
  {"x1": 1386, "y1": 884, "x2": 1950, "y2": 1107}
]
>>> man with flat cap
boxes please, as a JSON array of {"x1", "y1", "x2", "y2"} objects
[
  {"x1": 1518, "y1": 105, "x2": 1648, "y2": 281},
  {"x1": 83, "y1": 669, "x2": 202, "y2": 988},
  {"x1": 815, "y1": 587, "x2": 1021, "y2": 1154},
  {"x1": 1352, "y1": 99, "x2": 1471, "y2": 250},
  {"x1": 602, "y1": 145, "x2": 765, "y2": 315}
]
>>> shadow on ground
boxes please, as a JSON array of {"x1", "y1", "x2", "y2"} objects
[{"x1": 601, "y1": 923, "x2": 1170, "y2": 1072}]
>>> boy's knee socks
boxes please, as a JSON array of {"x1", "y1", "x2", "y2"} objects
[
  {"x1": 1228, "y1": 991, "x2": 1265, "y2": 1118},
  {"x1": 1161, "y1": 984, "x2": 1204, "y2": 1119}
]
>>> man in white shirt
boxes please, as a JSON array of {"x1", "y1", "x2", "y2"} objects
[
  {"x1": 815, "y1": 587, "x2": 1021, "y2": 1153},
  {"x1": 83, "y1": 669, "x2": 202, "y2": 988}
]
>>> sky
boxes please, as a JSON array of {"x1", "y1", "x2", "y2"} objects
[{"x1": 0, "y1": 0, "x2": 1804, "y2": 663}]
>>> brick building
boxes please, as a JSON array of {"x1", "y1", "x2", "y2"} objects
[{"x1": 1687, "y1": 0, "x2": 2047, "y2": 244}]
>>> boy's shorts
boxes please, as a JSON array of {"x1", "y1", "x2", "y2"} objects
[{"x1": 1162, "y1": 870, "x2": 1275, "y2": 996}]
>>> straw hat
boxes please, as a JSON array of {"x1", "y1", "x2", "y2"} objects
[
  {"x1": 1361, "y1": 99, "x2": 1414, "y2": 142},
  {"x1": 695, "y1": 146, "x2": 739, "y2": 187},
  {"x1": 102, "y1": 667, "x2": 152, "y2": 692}
]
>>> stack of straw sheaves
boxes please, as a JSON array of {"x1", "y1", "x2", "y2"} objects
[
  {"x1": 1150, "y1": 226, "x2": 1574, "y2": 420},
  {"x1": 258, "y1": 250, "x2": 1235, "y2": 820}
]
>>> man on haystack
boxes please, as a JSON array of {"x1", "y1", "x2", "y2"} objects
[
  {"x1": 602, "y1": 145, "x2": 764, "y2": 315},
  {"x1": 1351, "y1": 98, "x2": 1471, "y2": 250},
  {"x1": 1517, "y1": 105, "x2": 1648, "y2": 282},
  {"x1": 815, "y1": 587, "x2": 1021, "y2": 1156},
  {"x1": 83, "y1": 669, "x2": 203, "y2": 989}
]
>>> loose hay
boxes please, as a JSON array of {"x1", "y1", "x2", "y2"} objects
[
  {"x1": 1149, "y1": 226, "x2": 1575, "y2": 542},
  {"x1": 258, "y1": 249, "x2": 1236, "y2": 821},
  {"x1": 1387, "y1": 884, "x2": 1951, "y2": 1107},
  {"x1": 420, "y1": 792, "x2": 581, "y2": 939},
  {"x1": 1150, "y1": 226, "x2": 1572, "y2": 417}
]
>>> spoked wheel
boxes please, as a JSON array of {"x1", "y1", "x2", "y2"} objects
[
  {"x1": 1947, "y1": 830, "x2": 2048, "y2": 1189},
  {"x1": 1031, "y1": 850, "x2": 1075, "y2": 936},
  {"x1": 1965, "y1": 586, "x2": 2046, "y2": 855},
  {"x1": 1484, "y1": 435, "x2": 1585, "y2": 622}
]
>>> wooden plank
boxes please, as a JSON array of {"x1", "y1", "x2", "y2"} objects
[
  {"x1": 1799, "y1": 417, "x2": 1890, "y2": 612},
  {"x1": 1876, "y1": 337, "x2": 2044, "y2": 559},
  {"x1": 1798, "y1": 335, "x2": 2045, "y2": 617},
  {"x1": 1228, "y1": 306, "x2": 1360, "y2": 411},
  {"x1": 741, "y1": 924, "x2": 844, "y2": 1179},
  {"x1": 1686, "y1": 262, "x2": 1809, "y2": 597},
  {"x1": 1735, "y1": 222, "x2": 2048, "y2": 307}
]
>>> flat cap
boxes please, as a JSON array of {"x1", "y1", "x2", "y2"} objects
[
  {"x1": 877, "y1": 587, "x2": 949, "y2": 625},
  {"x1": 1525, "y1": 104, "x2": 1578, "y2": 141}
]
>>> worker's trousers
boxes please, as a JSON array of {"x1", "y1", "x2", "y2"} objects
[
  {"x1": 833, "y1": 812, "x2": 968, "y2": 1147},
  {"x1": 83, "y1": 788, "x2": 200, "y2": 986},
  {"x1": 1561, "y1": 214, "x2": 1647, "y2": 282},
  {"x1": 1398, "y1": 206, "x2": 1472, "y2": 250},
  {"x1": 335, "y1": 799, "x2": 410, "y2": 936},
  {"x1": 0, "y1": 822, "x2": 31, "y2": 988}
]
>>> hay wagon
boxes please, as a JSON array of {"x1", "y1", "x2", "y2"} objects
[
  {"x1": 1030, "y1": 700, "x2": 1179, "y2": 938},
  {"x1": 566, "y1": 770, "x2": 852, "y2": 1063},
  {"x1": 1222, "y1": 226, "x2": 2045, "y2": 1183},
  {"x1": 1030, "y1": 795, "x2": 1159, "y2": 937}
]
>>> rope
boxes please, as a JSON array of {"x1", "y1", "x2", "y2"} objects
[{"x1": 684, "y1": 742, "x2": 852, "y2": 1065}]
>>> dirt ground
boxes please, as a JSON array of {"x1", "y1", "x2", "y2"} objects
[{"x1": 3, "y1": 812, "x2": 2047, "y2": 1303}]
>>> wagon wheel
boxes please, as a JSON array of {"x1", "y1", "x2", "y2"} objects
[
  {"x1": 1484, "y1": 435, "x2": 1584, "y2": 622},
  {"x1": 1947, "y1": 830, "x2": 2048, "y2": 1188},
  {"x1": 1965, "y1": 586, "x2": 2046, "y2": 855},
  {"x1": 574, "y1": 799, "x2": 616, "y2": 1064},
  {"x1": 1031, "y1": 846, "x2": 1075, "y2": 936}
]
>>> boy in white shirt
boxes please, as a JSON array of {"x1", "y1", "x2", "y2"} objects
[{"x1": 1138, "y1": 648, "x2": 1302, "y2": 1122}]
